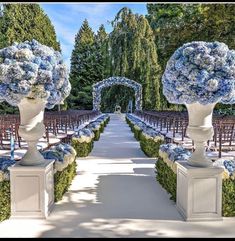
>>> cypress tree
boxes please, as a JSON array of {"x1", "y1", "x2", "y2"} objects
[
  {"x1": 95, "y1": 24, "x2": 110, "y2": 79},
  {"x1": 68, "y1": 19, "x2": 108, "y2": 110},
  {"x1": 0, "y1": 3, "x2": 60, "y2": 50}
]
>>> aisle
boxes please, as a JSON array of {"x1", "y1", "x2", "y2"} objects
[{"x1": 1, "y1": 114, "x2": 235, "y2": 238}]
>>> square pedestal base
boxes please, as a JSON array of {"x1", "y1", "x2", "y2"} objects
[
  {"x1": 9, "y1": 159, "x2": 54, "y2": 218},
  {"x1": 176, "y1": 161, "x2": 223, "y2": 221}
]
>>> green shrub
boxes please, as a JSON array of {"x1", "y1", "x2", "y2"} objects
[
  {"x1": 139, "y1": 132, "x2": 164, "y2": 158},
  {"x1": 54, "y1": 160, "x2": 77, "y2": 202},
  {"x1": 71, "y1": 139, "x2": 94, "y2": 157},
  {"x1": 0, "y1": 181, "x2": 10, "y2": 222},
  {"x1": 93, "y1": 129, "x2": 100, "y2": 141},
  {"x1": 222, "y1": 178, "x2": 235, "y2": 217},
  {"x1": 133, "y1": 128, "x2": 141, "y2": 141},
  {"x1": 100, "y1": 123, "x2": 105, "y2": 133},
  {"x1": 103, "y1": 117, "x2": 110, "y2": 128},
  {"x1": 155, "y1": 158, "x2": 177, "y2": 201}
]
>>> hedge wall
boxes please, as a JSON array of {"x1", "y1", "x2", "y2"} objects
[
  {"x1": 54, "y1": 160, "x2": 77, "y2": 202},
  {"x1": 0, "y1": 181, "x2": 10, "y2": 222}
]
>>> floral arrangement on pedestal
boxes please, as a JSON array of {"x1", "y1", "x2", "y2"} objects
[
  {"x1": 0, "y1": 39, "x2": 71, "y2": 166},
  {"x1": 162, "y1": 41, "x2": 235, "y2": 167},
  {"x1": 0, "y1": 39, "x2": 71, "y2": 108}
]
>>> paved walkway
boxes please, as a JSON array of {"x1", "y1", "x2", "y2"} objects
[{"x1": 1, "y1": 114, "x2": 235, "y2": 238}]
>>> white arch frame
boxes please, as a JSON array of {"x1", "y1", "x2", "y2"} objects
[{"x1": 92, "y1": 76, "x2": 142, "y2": 112}]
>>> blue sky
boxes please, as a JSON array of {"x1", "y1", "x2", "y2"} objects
[{"x1": 40, "y1": 3, "x2": 148, "y2": 71}]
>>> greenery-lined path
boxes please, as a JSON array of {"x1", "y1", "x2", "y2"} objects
[{"x1": 1, "y1": 114, "x2": 235, "y2": 238}]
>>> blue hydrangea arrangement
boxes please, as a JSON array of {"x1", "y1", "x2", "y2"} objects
[
  {"x1": 160, "y1": 143, "x2": 191, "y2": 162},
  {"x1": 162, "y1": 41, "x2": 235, "y2": 105},
  {"x1": 41, "y1": 143, "x2": 76, "y2": 172},
  {"x1": 0, "y1": 39, "x2": 71, "y2": 109}
]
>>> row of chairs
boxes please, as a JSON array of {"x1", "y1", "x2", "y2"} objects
[
  {"x1": 0, "y1": 110, "x2": 99, "y2": 151},
  {"x1": 135, "y1": 110, "x2": 235, "y2": 159}
]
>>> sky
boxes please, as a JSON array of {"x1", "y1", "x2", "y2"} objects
[{"x1": 40, "y1": 3, "x2": 148, "y2": 71}]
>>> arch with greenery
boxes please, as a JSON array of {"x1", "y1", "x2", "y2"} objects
[{"x1": 93, "y1": 77, "x2": 142, "y2": 112}]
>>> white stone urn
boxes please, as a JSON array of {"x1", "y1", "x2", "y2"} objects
[
  {"x1": 18, "y1": 97, "x2": 46, "y2": 166},
  {"x1": 186, "y1": 102, "x2": 216, "y2": 167}
]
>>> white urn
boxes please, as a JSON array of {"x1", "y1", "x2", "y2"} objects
[
  {"x1": 18, "y1": 97, "x2": 46, "y2": 166},
  {"x1": 186, "y1": 102, "x2": 216, "y2": 167}
]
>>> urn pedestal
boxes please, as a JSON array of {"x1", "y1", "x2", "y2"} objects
[
  {"x1": 186, "y1": 102, "x2": 216, "y2": 167},
  {"x1": 9, "y1": 160, "x2": 54, "y2": 218},
  {"x1": 176, "y1": 162, "x2": 223, "y2": 221},
  {"x1": 17, "y1": 97, "x2": 46, "y2": 166}
]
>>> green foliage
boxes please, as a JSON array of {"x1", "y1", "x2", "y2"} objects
[
  {"x1": 139, "y1": 132, "x2": 164, "y2": 158},
  {"x1": 0, "y1": 181, "x2": 10, "y2": 222},
  {"x1": 68, "y1": 20, "x2": 109, "y2": 110},
  {"x1": 104, "y1": 7, "x2": 162, "y2": 111},
  {"x1": 101, "y1": 86, "x2": 135, "y2": 113},
  {"x1": 126, "y1": 116, "x2": 163, "y2": 157},
  {"x1": 133, "y1": 128, "x2": 141, "y2": 141},
  {"x1": 93, "y1": 130, "x2": 100, "y2": 141},
  {"x1": 222, "y1": 179, "x2": 235, "y2": 217},
  {"x1": 155, "y1": 157, "x2": 177, "y2": 201},
  {"x1": 71, "y1": 139, "x2": 94, "y2": 157},
  {"x1": 54, "y1": 160, "x2": 77, "y2": 202},
  {"x1": 0, "y1": 4, "x2": 60, "y2": 51}
]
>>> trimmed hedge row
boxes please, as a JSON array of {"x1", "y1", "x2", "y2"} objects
[
  {"x1": 72, "y1": 140, "x2": 94, "y2": 157},
  {"x1": 72, "y1": 116, "x2": 110, "y2": 157},
  {"x1": 155, "y1": 156, "x2": 235, "y2": 217},
  {"x1": 139, "y1": 132, "x2": 164, "y2": 158},
  {"x1": 155, "y1": 157, "x2": 176, "y2": 202},
  {"x1": 0, "y1": 181, "x2": 10, "y2": 222},
  {"x1": 126, "y1": 116, "x2": 164, "y2": 158},
  {"x1": 54, "y1": 160, "x2": 77, "y2": 202}
]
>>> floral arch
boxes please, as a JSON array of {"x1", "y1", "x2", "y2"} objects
[{"x1": 92, "y1": 77, "x2": 142, "y2": 112}]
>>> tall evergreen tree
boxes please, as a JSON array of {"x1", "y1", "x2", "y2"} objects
[
  {"x1": 102, "y1": 7, "x2": 161, "y2": 112},
  {"x1": 68, "y1": 20, "x2": 108, "y2": 110},
  {"x1": 0, "y1": 3, "x2": 61, "y2": 114},
  {"x1": 95, "y1": 24, "x2": 110, "y2": 79},
  {"x1": 0, "y1": 3, "x2": 60, "y2": 50}
]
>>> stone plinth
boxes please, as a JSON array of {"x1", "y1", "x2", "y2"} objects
[
  {"x1": 9, "y1": 159, "x2": 54, "y2": 218},
  {"x1": 176, "y1": 161, "x2": 223, "y2": 221}
]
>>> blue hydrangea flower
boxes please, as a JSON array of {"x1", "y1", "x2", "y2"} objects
[
  {"x1": 0, "y1": 39, "x2": 71, "y2": 109},
  {"x1": 162, "y1": 41, "x2": 235, "y2": 105}
]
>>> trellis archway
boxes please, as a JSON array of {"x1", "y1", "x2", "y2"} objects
[{"x1": 92, "y1": 76, "x2": 142, "y2": 112}]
